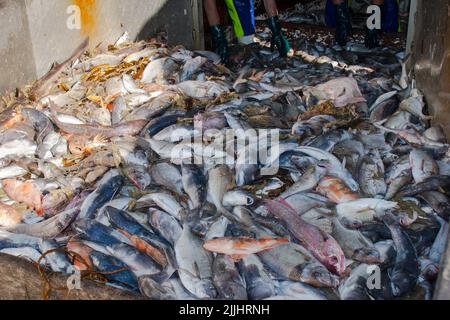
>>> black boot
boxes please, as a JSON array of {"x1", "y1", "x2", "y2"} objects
[
  {"x1": 210, "y1": 25, "x2": 230, "y2": 65},
  {"x1": 266, "y1": 16, "x2": 291, "y2": 57},
  {"x1": 365, "y1": 28, "x2": 380, "y2": 49},
  {"x1": 334, "y1": 2, "x2": 352, "y2": 47}
]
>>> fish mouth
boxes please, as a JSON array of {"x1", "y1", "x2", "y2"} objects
[
  {"x1": 354, "y1": 249, "x2": 382, "y2": 265},
  {"x1": 299, "y1": 265, "x2": 340, "y2": 288}
]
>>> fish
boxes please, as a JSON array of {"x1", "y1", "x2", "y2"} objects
[
  {"x1": 383, "y1": 213, "x2": 420, "y2": 297},
  {"x1": 2, "y1": 179, "x2": 44, "y2": 216},
  {"x1": 6, "y1": 207, "x2": 79, "y2": 239},
  {"x1": 410, "y1": 149, "x2": 439, "y2": 184},
  {"x1": 21, "y1": 108, "x2": 54, "y2": 145},
  {"x1": 399, "y1": 96, "x2": 433, "y2": 121},
  {"x1": 316, "y1": 176, "x2": 359, "y2": 204},
  {"x1": 150, "y1": 162, "x2": 184, "y2": 195},
  {"x1": 258, "y1": 242, "x2": 339, "y2": 288},
  {"x1": 174, "y1": 225, "x2": 217, "y2": 299},
  {"x1": 207, "y1": 165, "x2": 236, "y2": 220},
  {"x1": 67, "y1": 240, "x2": 94, "y2": 271},
  {"x1": 429, "y1": 216, "x2": 448, "y2": 265},
  {"x1": 138, "y1": 275, "x2": 177, "y2": 300},
  {"x1": 148, "y1": 208, "x2": 183, "y2": 246},
  {"x1": 0, "y1": 28, "x2": 445, "y2": 301},
  {"x1": 274, "y1": 280, "x2": 330, "y2": 300},
  {"x1": 237, "y1": 254, "x2": 275, "y2": 300},
  {"x1": 295, "y1": 147, "x2": 359, "y2": 192},
  {"x1": 73, "y1": 219, "x2": 133, "y2": 246},
  {"x1": 104, "y1": 243, "x2": 164, "y2": 278},
  {"x1": 222, "y1": 190, "x2": 254, "y2": 207},
  {"x1": 339, "y1": 263, "x2": 373, "y2": 300},
  {"x1": 137, "y1": 192, "x2": 186, "y2": 220},
  {"x1": 50, "y1": 106, "x2": 148, "y2": 138},
  {"x1": 30, "y1": 38, "x2": 89, "y2": 101},
  {"x1": 418, "y1": 191, "x2": 450, "y2": 220},
  {"x1": 397, "y1": 175, "x2": 450, "y2": 197},
  {"x1": 212, "y1": 254, "x2": 248, "y2": 300},
  {"x1": 281, "y1": 161, "x2": 329, "y2": 198},
  {"x1": 203, "y1": 237, "x2": 289, "y2": 261},
  {"x1": 91, "y1": 250, "x2": 140, "y2": 292},
  {"x1": 358, "y1": 150, "x2": 387, "y2": 197},
  {"x1": 39, "y1": 239, "x2": 72, "y2": 273},
  {"x1": 77, "y1": 170, "x2": 124, "y2": 220},
  {"x1": 0, "y1": 202, "x2": 23, "y2": 227},
  {"x1": 181, "y1": 164, "x2": 207, "y2": 211},
  {"x1": 331, "y1": 217, "x2": 381, "y2": 264},
  {"x1": 104, "y1": 206, "x2": 173, "y2": 268},
  {"x1": 123, "y1": 165, "x2": 151, "y2": 191},
  {"x1": 336, "y1": 198, "x2": 398, "y2": 227},
  {"x1": 265, "y1": 198, "x2": 346, "y2": 276}
]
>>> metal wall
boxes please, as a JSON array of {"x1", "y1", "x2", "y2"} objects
[
  {"x1": 411, "y1": 0, "x2": 450, "y2": 137},
  {"x1": 409, "y1": 0, "x2": 450, "y2": 300},
  {"x1": 0, "y1": 0, "x2": 203, "y2": 94}
]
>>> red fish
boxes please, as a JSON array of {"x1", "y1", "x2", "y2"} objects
[
  {"x1": 265, "y1": 198, "x2": 346, "y2": 276},
  {"x1": 203, "y1": 237, "x2": 289, "y2": 261},
  {"x1": 67, "y1": 240, "x2": 93, "y2": 271},
  {"x1": 316, "y1": 176, "x2": 359, "y2": 204},
  {"x1": 2, "y1": 179, "x2": 44, "y2": 216}
]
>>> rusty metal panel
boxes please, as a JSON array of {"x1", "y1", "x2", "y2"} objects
[
  {"x1": 411, "y1": 0, "x2": 450, "y2": 136},
  {"x1": 409, "y1": 0, "x2": 450, "y2": 300}
]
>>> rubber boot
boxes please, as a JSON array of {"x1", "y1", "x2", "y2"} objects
[
  {"x1": 266, "y1": 16, "x2": 291, "y2": 58},
  {"x1": 210, "y1": 25, "x2": 230, "y2": 65},
  {"x1": 334, "y1": 2, "x2": 352, "y2": 47}
]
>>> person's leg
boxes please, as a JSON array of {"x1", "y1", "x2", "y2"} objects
[
  {"x1": 204, "y1": 0, "x2": 229, "y2": 64},
  {"x1": 204, "y1": 0, "x2": 221, "y2": 26},
  {"x1": 333, "y1": 0, "x2": 352, "y2": 46},
  {"x1": 263, "y1": 0, "x2": 278, "y2": 17},
  {"x1": 263, "y1": 0, "x2": 291, "y2": 57},
  {"x1": 224, "y1": 0, "x2": 256, "y2": 44}
]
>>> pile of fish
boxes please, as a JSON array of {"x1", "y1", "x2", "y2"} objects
[{"x1": 0, "y1": 30, "x2": 448, "y2": 300}]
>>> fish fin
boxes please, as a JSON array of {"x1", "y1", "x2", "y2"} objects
[
  {"x1": 92, "y1": 134, "x2": 109, "y2": 146},
  {"x1": 63, "y1": 154, "x2": 85, "y2": 166},
  {"x1": 192, "y1": 262, "x2": 201, "y2": 278},
  {"x1": 110, "y1": 142, "x2": 123, "y2": 169},
  {"x1": 218, "y1": 207, "x2": 239, "y2": 224}
]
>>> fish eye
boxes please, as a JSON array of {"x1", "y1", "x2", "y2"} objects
[
  {"x1": 330, "y1": 256, "x2": 339, "y2": 264},
  {"x1": 313, "y1": 271, "x2": 322, "y2": 278}
]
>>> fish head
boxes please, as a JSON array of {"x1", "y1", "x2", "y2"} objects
[
  {"x1": 138, "y1": 275, "x2": 176, "y2": 300},
  {"x1": 322, "y1": 238, "x2": 346, "y2": 276},
  {"x1": 422, "y1": 263, "x2": 440, "y2": 282},
  {"x1": 343, "y1": 173, "x2": 360, "y2": 192},
  {"x1": 192, "y1": 279, "x2": 218, "y2": 299},
  {"x1": 297, "y1": 263, "x2": 340, "y2": 288},
  {"x1": 219, "y1": 282, "x2": 248, "y2": 300},
  {"x1": 353, "y1": 247, "x2": 382, "y2": 264},
  {"x1": 389, "y1": 272, "x2": 415, "y2": 297},
  {"x1": 124, "y1": 166, "x2": 152, "y2": 190}
]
